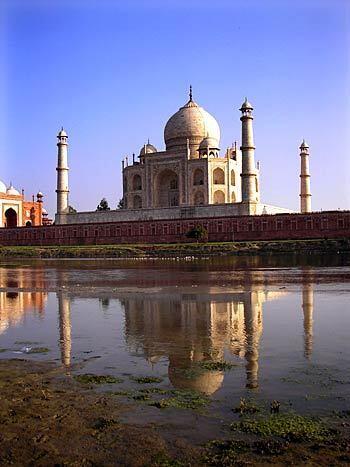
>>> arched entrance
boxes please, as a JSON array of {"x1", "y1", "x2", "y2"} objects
[
  {"x1": 156, "y1": 169, "x2": 179, "y2": 207},
  {"x1": 5, "y1": 208, "x2": 17, "y2": 228},
  {"x1": 213, "y1": 190, "x2": 225, "y2": 204}
]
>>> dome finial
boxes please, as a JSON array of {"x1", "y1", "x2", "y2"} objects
[{"x1": 189, "y1": 85, "x2": 193, "y2": 102}]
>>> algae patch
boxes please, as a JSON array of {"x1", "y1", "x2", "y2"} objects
[
  {"x1": 199, "y1": 361, "x2": 236, "y2": 371},
  {"x1": 130, "y1": 376, "x2": 163, "y2": 384},
  {"x1": 27, "y1": 347, "x2": 50, "y2": 354},
  {"x1": 149, "y1": 389, "x2": 209, "y2": 410},
  {"x1": 75, "y1": 374, "x2": 123, "y2": 385},
  {"x1": 231, "y1": 413, "x2": 334, "y2": 442}
]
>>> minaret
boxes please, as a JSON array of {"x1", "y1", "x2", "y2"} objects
[
  {"x1": 56, "y1": 127, "x2": 69, "y2": 221},
  {"x1": 299, "y1": 139, "x2": 311, "y2": 213},
  {"x1": 240, "y1": 98, "x2": 257, "y2": 210}
]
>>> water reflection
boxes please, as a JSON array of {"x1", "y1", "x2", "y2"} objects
[
  {"x1": 58, "y1": 292, "x2": 72, "y2": 368},
  {"x1": 121, "y1": 288, "x2": 285, "y2": 393},
  {"x1": 0, "y1": 268, "x2": 47, "y2": 335},
  {"x1": 0, "y1": 266, "x2": 317, "y2": 394}
]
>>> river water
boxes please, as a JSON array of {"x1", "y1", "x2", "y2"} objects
[{"x1": 1, "y1": 256, "x2": 350, "y2": 439}]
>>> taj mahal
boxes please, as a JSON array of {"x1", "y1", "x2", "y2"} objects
[{"x1": 55, "y1": 88, "x2": 312, "y2": 225}]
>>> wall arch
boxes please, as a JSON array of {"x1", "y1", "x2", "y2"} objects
[
  {"x1": 193, "y1": 168, "x2": 204, "y2": 186},
  {"x1": 213, "y1": 190, "x2": 225, "y2": 204},
  {"x1": 133, "y1": 195, "x2": 142, "y2": 209},
  {"x1": 231, "y1": 170, "x2": 236, "y2": 186},
  {"x1": 156, "y1": 169, "x2": 179, "y2": 207},
  {"x1": 193, "y1": 190, "x2": 204, "y2": 205},
  {"x1": 213, "y1": 168, "x2": 225, "y2": 184},
  {"x1": 132, "y1": 174, "x2": 142, "y2": 191},
  {"x1": 231, "y1": 192, "x2": 236, "y2": 203},
  {"x1": 5, "y1": 208, "x2": 17, "y2": 228}
]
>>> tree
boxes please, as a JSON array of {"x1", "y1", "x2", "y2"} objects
[
  {"x1": 186, "y1": 225, "x2": 208, "y2": 243},
  {"x1": 96, "y1": 198, "x2": 110, "y2": 211},
  {"x1": 117, "y1": 198, "x2": 124, "y2": 209}
]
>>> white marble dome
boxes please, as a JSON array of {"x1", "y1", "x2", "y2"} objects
[
  {"x1": 164, "y1": 97, "x2": 220, "y2": 150},
  {"x1": 0, "y1": 180, "x2": 6, "y2": 193},
  {"x1": 7, "y1": 184, "x2": 20, "y2": 196},
  {"x1": 199, "y1": 136, "x2": 220, "y2": 150},
  {"x1": 139, "y1": 142, "x2": 157, "y2": 156}
]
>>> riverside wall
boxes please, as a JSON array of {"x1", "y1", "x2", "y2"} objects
[{"x1": 0, "y1": 211, "x2": 349, "y2": 246}]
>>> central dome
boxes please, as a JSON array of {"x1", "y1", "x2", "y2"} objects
[{"x1": 164, "y1": 93, "x2": 220, "y2": 150}]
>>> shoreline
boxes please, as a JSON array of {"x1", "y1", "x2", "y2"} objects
[{"x1": 1, "y1": 237, "x2": 350, "y2": 259}]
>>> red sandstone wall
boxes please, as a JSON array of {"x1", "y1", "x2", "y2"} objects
[
  {"x1": 0, "y1": 211, "x2": 349, "y2": 246},
  {"x1": 22, "y1": 201, "x2": 43, "y2": 226}
]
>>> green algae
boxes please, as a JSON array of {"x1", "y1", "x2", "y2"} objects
[
  {"x1": 204, "y1": 438, "x2": 288, "y2": 466},
  {"x1": 231, "y1": 413, "x2": 334, "y2": 442},
  {"x1": 233, "y1": 397, "x2": 260, "y2": 415},
  {"x1": 27, "y1": 347, "x2": 50, "y2": 354},
  {"x1": 138, "y1": 387, "x2": 169, "y2": 395},
  {"x1": 130, "y1": 376, "x2": 163, "y2": 384},
  {"x1": 149, "y1": 389, "x2": 209, "y2": 410},
  {"x1": 198, "y1": 361, "x2": 236, "y2": 371},
  {"x1": 75, "y1": 374, "x2": 123, "y2": 385}
]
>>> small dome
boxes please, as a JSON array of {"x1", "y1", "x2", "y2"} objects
[
  {"x1": 139, "y1": 142, "x2": 157, "y2": 156},
  {"x1": 7, "y1": 184, "x2": 20, "y2": 196},
  {"x1": 199, "y1": 136, "x2": 220, "y2": 150},
  {"x1": 300, "y1": 139, "x2": 309, "y2": 149},
  {"x1": 164, "y1": 92, "x2": 220, "y2": 150},
  {"x1": 58, "y1": 127, "x2": 68, "y2": 137},
  {"x1": 0, "y1": 180, "x2": 6, "y2": 194},
  {"x1": 240, "y1": 97, "x2": 253, "y2": 111},
  {"x1": 42, "y1": 208, "x2": 48, "y2": 215}
]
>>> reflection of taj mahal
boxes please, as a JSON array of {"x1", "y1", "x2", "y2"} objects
[{"x1": 0, "y1": 270, "x2": 315, "y2": 394}]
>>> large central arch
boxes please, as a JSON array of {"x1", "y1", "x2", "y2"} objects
[
  {"x1": 156, "y1": 169, "x2": 179, "y2": 207},
  {"x1": 5, "y1": 208, "x2": 17, "y2": 228}
]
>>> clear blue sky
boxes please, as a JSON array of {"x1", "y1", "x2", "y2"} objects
[{"x1": 1, "y1": 0, "x2": 349, "y2": 216}]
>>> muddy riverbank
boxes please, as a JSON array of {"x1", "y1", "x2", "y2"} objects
[{"x1": 0, "y1": 359, "x2": 349, "y2": 466}]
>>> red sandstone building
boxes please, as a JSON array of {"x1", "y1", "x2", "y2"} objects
[{"x1": 0, "y1": 180, "x2": 50, "y2": 228}]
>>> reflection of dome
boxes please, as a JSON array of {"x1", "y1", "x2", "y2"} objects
[
  {"x1": 139, "y1": 142, "x2": 157, "y2": 156},
  {"x1": 168, "y1": 366, "x2": 224, "y2": 396},
  {"x1": 164, "y1": 95, "x2": 220, "y2": 150},
  {"x1": 0, "y1": 180, "x2": 6, "y2": 193},
  {"x1": 199, "y1": 136, "x2": 220, "y2": 150},
  {"x1": 7, "y1": 184, "x2": 20, "y2": 196}
]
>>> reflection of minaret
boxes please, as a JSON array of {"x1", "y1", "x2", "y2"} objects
[
  {"x1": 243, "y1": 291, "x2": 263, "y2": 389},
  {"x1": 302, "y1": 283, "x2": 314, "y2": 359},
  {"x1": 58, "y1": 292, "x2": 72, "y2": 368}
]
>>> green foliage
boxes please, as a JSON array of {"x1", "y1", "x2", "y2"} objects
[
  {"x1": 185, "y1": 224, "x2": 208, "y2": 242},
  {"x1": 117, "y1": 198, "x2": 124, "y2": 209},
  {"x1": 96, "y1": 198, "x2": 111, "y2": 211},
  {"x1": 74, "y1": 374, "x2": 123, "y2": 385}
]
